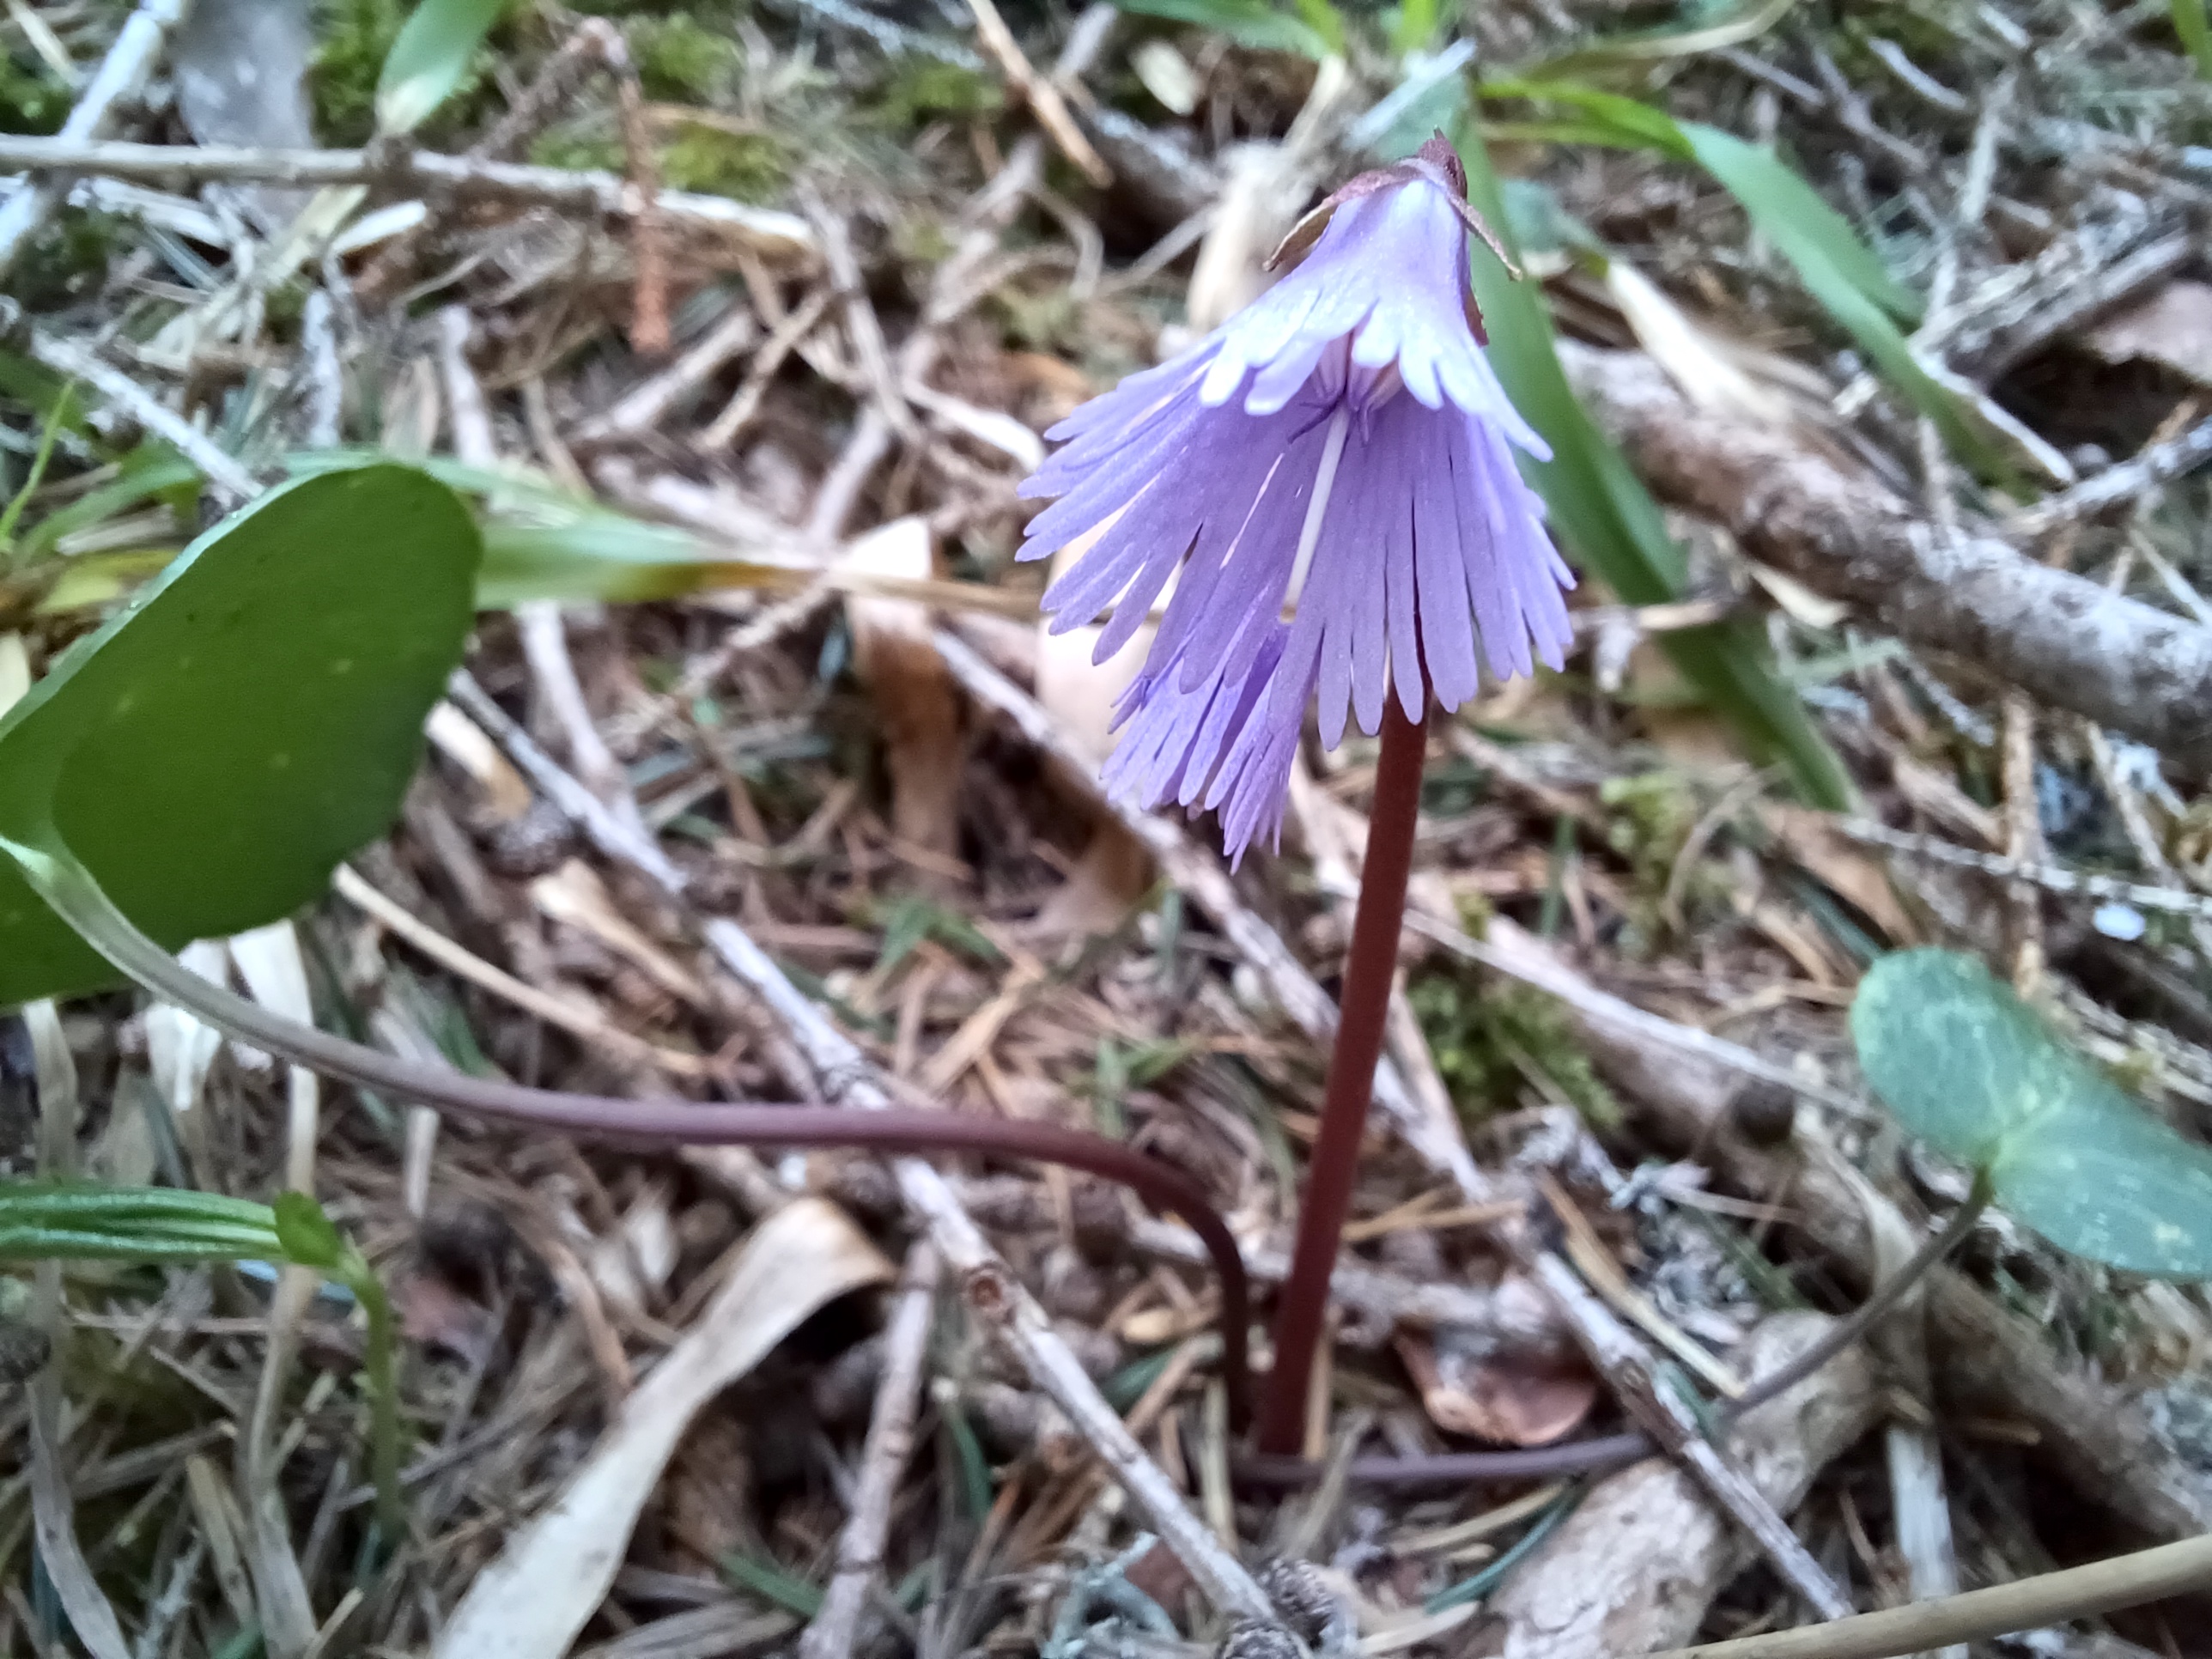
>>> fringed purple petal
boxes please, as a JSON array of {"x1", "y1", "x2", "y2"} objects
[
  {"x1": 1019, "y1": 154, "x2": 1578, "y2": 867},
  {"x1": 1101, "y1": 626, "x2": 1300, "y2": 866}
]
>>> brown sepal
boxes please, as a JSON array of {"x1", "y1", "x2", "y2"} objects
[{"x1": 1261, "y1": 131, "x2": 1522, "y2": 344}]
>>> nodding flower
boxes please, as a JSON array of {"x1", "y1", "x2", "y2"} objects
[{"x1": 1017, "y1": 133, "x2": 1574, "y2": 864}]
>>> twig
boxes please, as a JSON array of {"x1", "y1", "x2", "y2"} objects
[
  {"x1": 799, "y1": 1243, "x2": 939, "y2": 1659},
  {"x1": 804, "y1": 3, "x2": 1115, "y2": 542},
  {"x1": 13, "y1": 320, "x2": 262, "y2": 506},
  {"x1": 1840, "y1": 819, "x2": 2212, "y2": 922},
  {"x1": 803, "y1": 191, "x2": 915, "y2": 447},
  {"x1": 576, "y1": 297, "x2": 759, "y2": 442},
  {"x1": 1649, "y1": 1531, "x2": 2212, "y2": 1659},
  {"x1": 0, "y1": 0, "x2": 191, "y2": 276},
  {"x1": 1527, "y1": 1249, "x2": 1856, "y2": 1622},
  {"x1": 2009, "y1": 416, "x2": 2212, "y2": 535},
  {"x1": 699, "y1": 283, "x2": 833, "y2": 447},
  {"x1": 0, "y1": 135, "x2": 817, "y2": 261},
  {"x1": 607, "y1": 33, "x2": 670, "y2": 356},
  {"x1": 434, "y1": 672, "x2": 1273, "y2": 1620},
  {"x1": 331, "y1": 864, "x2": 714, "y2": 1079},
  {"x1": 299, "y1": 290, "x2": 343, "y2": 448},
  {"x1": 1559, "y1": 343, "x2": 2212, "y2": 773},
  {"x1": 965, "y1": 0, "x2": 1112, "y2": 187},
  {"x1": 1484, "y1": 1314, "x2": 1883, "y2": 1659}
]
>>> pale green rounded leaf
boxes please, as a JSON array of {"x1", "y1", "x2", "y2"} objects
[
  {"x1": 1850, "y1": 948, "x2": 2059, "y2": 1165},
  {"x1": 1993, "y1": 1097, "x2": 2212, "y2": 1277},
  {"x1": 375, "y1": 0, "x2": 507, "y2": 136},
  {"x1": 0, "y1": 464, "x2": 480, "y2": 1005},
  {"x1": 1855, "y1": 947, "x2": 2212, "y2": 1278}
]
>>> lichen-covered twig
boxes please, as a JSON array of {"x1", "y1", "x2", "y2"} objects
[
  {"x1": 0, "y1": 135, "x2": 817, "y2": 262},
  {"x1": 1559, "y1": 342, "x2": 2212, "y2": 773}
]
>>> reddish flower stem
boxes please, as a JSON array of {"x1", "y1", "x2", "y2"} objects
[{"x1": 1255, "y1": 697, "x2": 1429, "y2": 1455}]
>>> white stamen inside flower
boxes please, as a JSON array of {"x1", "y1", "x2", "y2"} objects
[{"x1": 1285, "y1": 404, "x2": 1352, "y2": 607}]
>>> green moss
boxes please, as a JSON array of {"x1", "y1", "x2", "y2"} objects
[
  {"x1": 661, "y1": 126, "x2": 791, "y2": 201},
  {"x1": 311, "y1": 0, "x2": 404, "y2": 144},
  {"x1": 529, "y1": 130, "x2": 623, "y2": 172},
  {"x1": 0, "y1": 54, "x2": 70, "y2": 135},
  {"x1": 994, "y1": 287, "x2": 1080, "y2": 353},
  {"x1": 15, "y1": 210, "x2": 122, "y2": 311},
  {"x1": 629, "y1": 12, "x2": 741, "y2": 103},
  {"x1": 875, "y1": 58, "x2": 1001, "y2": 131},
  {"x1": 1599, "y1": 769, "x2": 1710, "y2": 951},
  {"x1": 1410, "y1": 970, "x2": 1620, "y2": 1131}
]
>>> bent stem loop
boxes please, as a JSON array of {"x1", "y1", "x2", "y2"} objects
[
  {"x1": 1240, "y1": 1170, "x2": 1994, "y2": 1486},
  {"x1": 0, "y1": 831, "x2": 1255, "y2": 1426},
  {"x1": 1257, "y1": 698, "x2": 1430, "y2": 1456}
]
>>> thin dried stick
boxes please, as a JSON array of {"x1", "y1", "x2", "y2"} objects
[
  {"x1": 15, "y1": 321, "x2": 262, "y2": 505},
  {"x1": 2009, "y1": 416, "x2": 2212, "y2": 535},
  {"x1": 699, "y1": 283, "x2": 833, "y2": 447},
  {"x1": 799, "y1": 1244, "x2": 939, "y2": 1659},
  {"x1": 0, "y1": 0, "x2": 191, "y2": 276},
  {"x1": 964, "y1": 0, "x2": 1111, "y2": 186},
  {"x1": 435, "y1": 672, "x2": 1273, "y2": 1620},
  {"x1": 1841, "y1": 819, "x2": 2212, "y2": 922},
  {"x1": 0, "y1": 135, "x2": 817, "y2": 262},
  {"x1": 1651, "y1": 1530, "x2": 2212, "y2": 1659},
  {"x1": 332, "y1": 865, "x2": 714, "y2": 1079},
  {"x1": 607, "y1": 34, "x2": 671, "y2": 356}
]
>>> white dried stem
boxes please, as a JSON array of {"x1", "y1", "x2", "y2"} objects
[{"x1": 798, "y1": 1243, "x2": 940, "y2": 1659}]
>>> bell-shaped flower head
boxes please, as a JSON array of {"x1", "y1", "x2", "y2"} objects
[{"x1": 1017, "y1": 133, "x2": 1574, "y2": 865}]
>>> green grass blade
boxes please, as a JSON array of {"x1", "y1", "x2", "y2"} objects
[
  {"x1": 1454, "y1": 122, "x2": 1852, "y2": 809},
  {"x1": 1676, "y1": 122, "x2": 1920, "y2": 323},
  {"x1": 376, "y1": 0, "x2": 505, "y2": 136},
  {"x1": 2177, "y1": 0, "x2": 2212, "y2": 77},
  {"x1": 1515, "y1": 0, "x2": 1800, "y2": 79},
  {"x1": 1391, "y1": 0, "x2": 1443, "y2": 56},
  {"x1": 1110, "y1": 0, "x2": 1333, "y2": 59}
]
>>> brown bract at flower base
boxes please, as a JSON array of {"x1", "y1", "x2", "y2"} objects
[{"x1": 1263, "y1": 131, "x2": 1522, "y2": 344}]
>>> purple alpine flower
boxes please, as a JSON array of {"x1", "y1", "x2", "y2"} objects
[{"x1": 1018, "y1": 133, "x2": 1574, "y2": 864}]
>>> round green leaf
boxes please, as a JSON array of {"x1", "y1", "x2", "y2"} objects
[
  {"x1": 0, "y1": 464, "x2": 480, "y2": 1005},
  {"x1": 1991, "y1": 1095, "x2": 2212, "y2": 1277},
  {"x1": 1853, "y1": 947, "x2": 2212, "y2": 1278},
  {"x1": 376, "y1": 0, "x2": 507, "y2": 136},
  {"x1": 1850, "y1": 949, "x2": 2059, "y2": 1165}
]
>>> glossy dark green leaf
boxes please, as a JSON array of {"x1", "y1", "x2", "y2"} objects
[
  {"x1": 1852, "y1": 949, "x2": 2212, "y2": 1278},
  {"x1": 0, "y1": 464, "x2": 480, "y2": 1004}
]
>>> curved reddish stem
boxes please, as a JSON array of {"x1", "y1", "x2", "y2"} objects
[
  {"x1": 6, "y1": 834, "x2": 1253, "y2": 1427},
  {"x1": 1256, "y1": 698, "x2": 1428, "y2": 1455}
]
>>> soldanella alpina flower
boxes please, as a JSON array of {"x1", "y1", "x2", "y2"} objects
[{"x1": 1018, "y1": 134, "x2": 1574, "y2": 863}]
